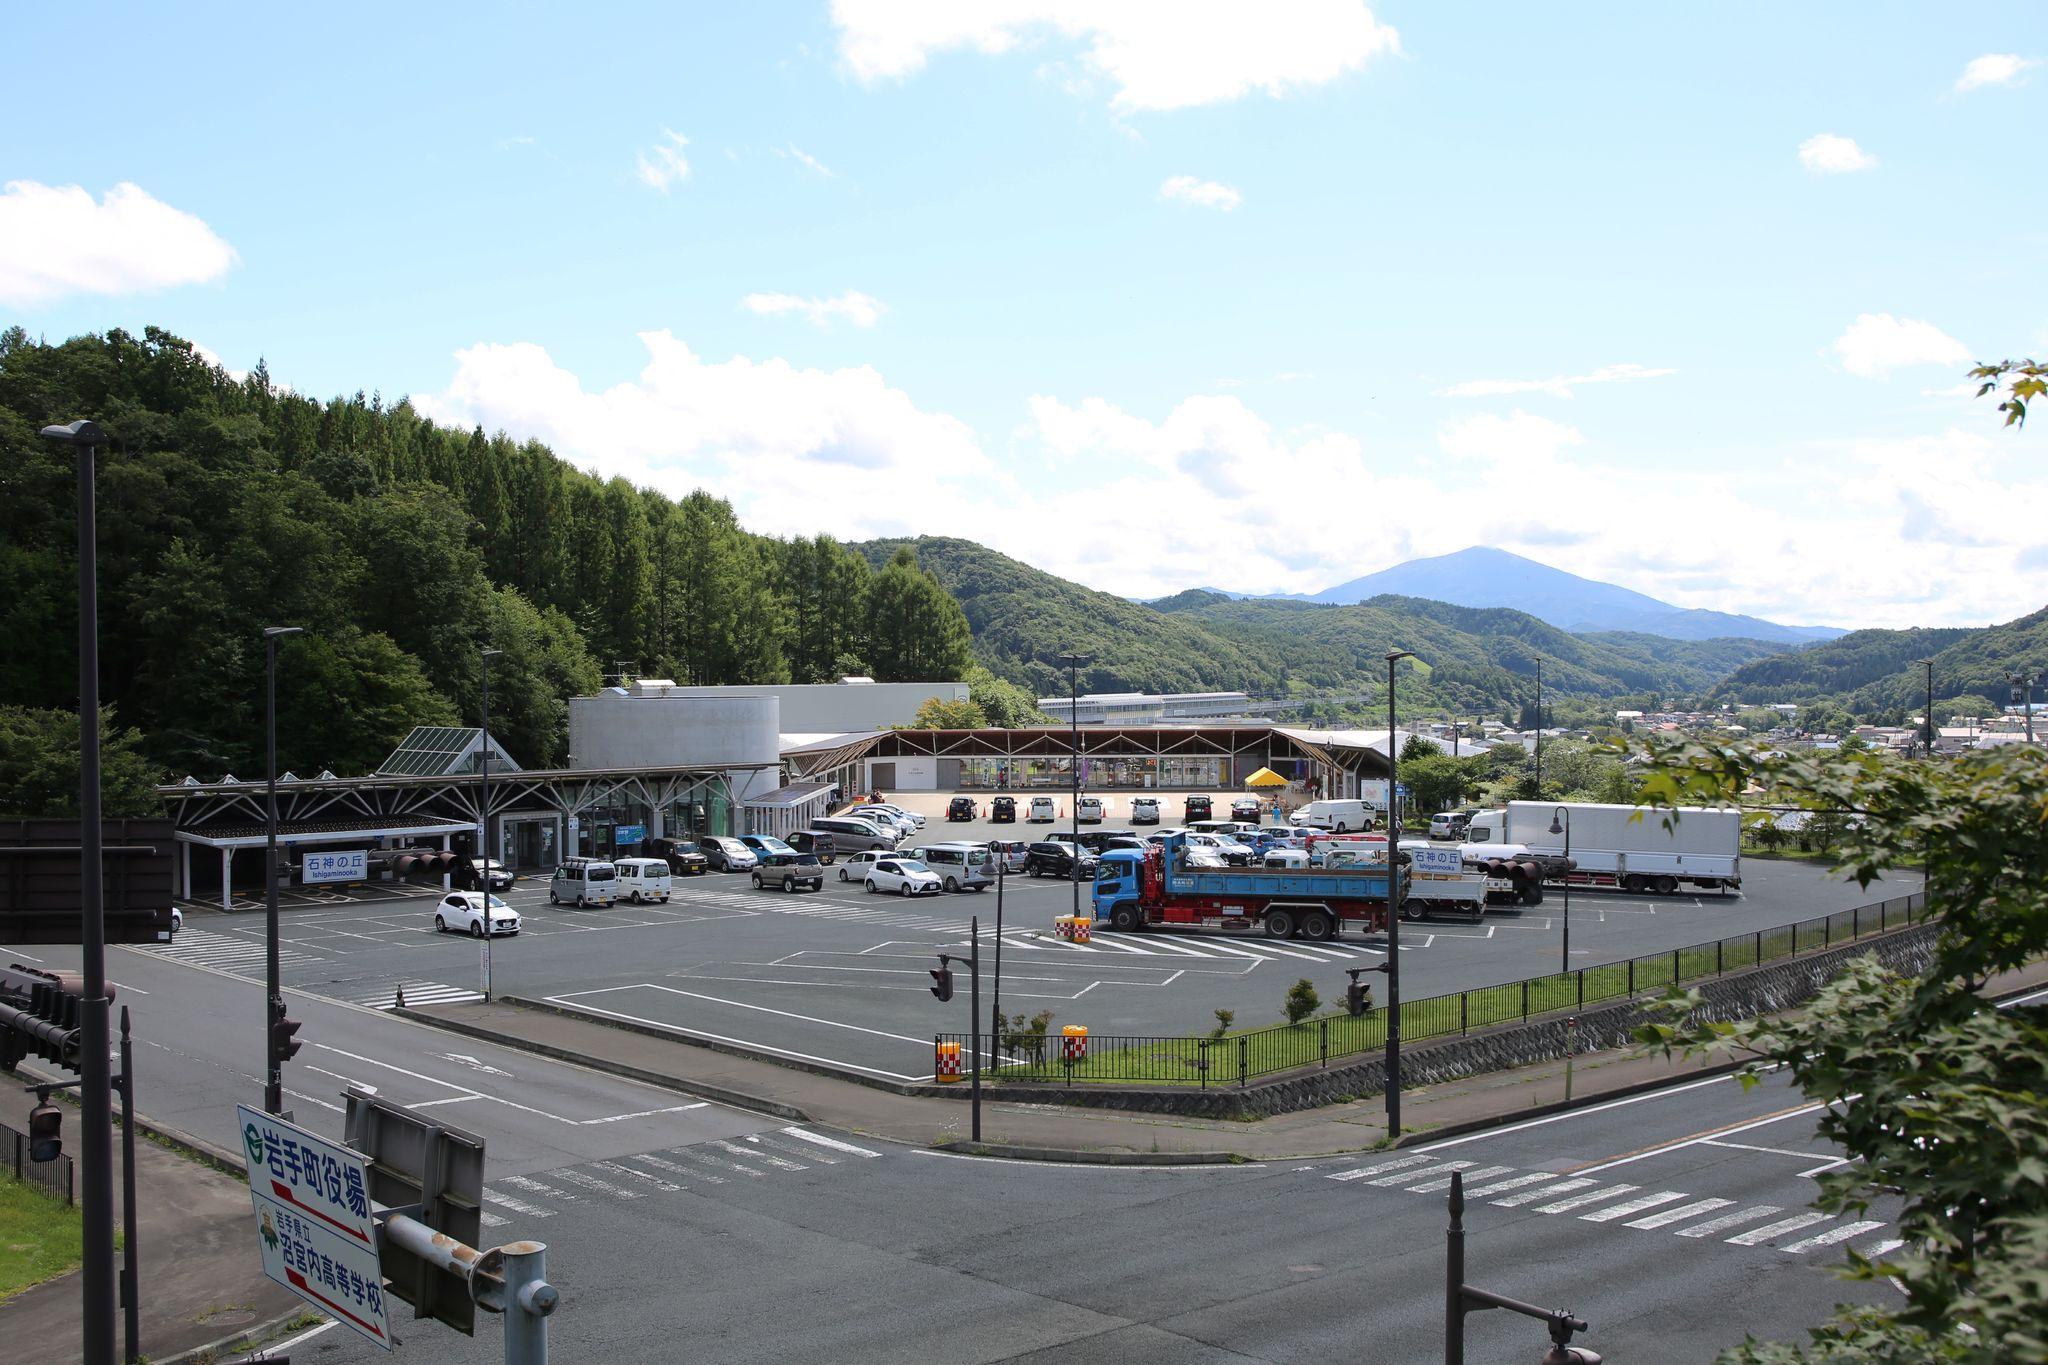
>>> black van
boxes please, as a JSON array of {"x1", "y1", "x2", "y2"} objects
[
  {"x1": 990, "y1": 796, "x2": 1017, "y2": 823},
  {"x1": 1184, "y1": 794, "x2": 1213, "y2": 822},
  {"x1": 787, "y1": 830, "x2": 837, "y2": 865}
]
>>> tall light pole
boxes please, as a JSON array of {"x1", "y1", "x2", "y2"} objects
[
  {"x1": 480, "y1": 647, "x2": 503, "y2": 876},
  {"x1": 262, "y1": 625, "x2": 303, "y2": 1116},
  {"x1": 2004, "y1": 669, "x2": 2040, "y2": 745},
  {"x1": 1548, "y1": 806, "x2": 1572, "y2": 974},
  {"x1": 1913, "y1": 658, "x2": 1934, "y2": 758},
  {"x1": 1385, "y1": 648, "x2": 1416, "y2": 1138},
  {"x1": 1532, "y1": 657, "x2": 1544, "y2": 794},
  {"x1": 1056, "y1": 651, "x2": 1091, "y2": 924},
  {"x1": 40, "y1": 419, "x2": 116, "y2": 1365}
]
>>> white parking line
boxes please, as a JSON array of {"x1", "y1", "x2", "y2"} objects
[{"x1": 1778, "y1": 1220, "x2": 1888, "y2": 1253}]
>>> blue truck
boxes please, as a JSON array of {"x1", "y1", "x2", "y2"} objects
[{"x1": 1091, "y1": 832, "x2": 1395, "y2": 942}]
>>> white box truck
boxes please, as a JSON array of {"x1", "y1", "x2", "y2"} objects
[{"x1": 1464, "y1": 801, "x2": 1741, "y2": 895}]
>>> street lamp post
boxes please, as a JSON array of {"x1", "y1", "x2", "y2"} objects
[
  {"x1": 1056, "y1": 651, "x2": 1091, "y2": 925},
  {"x1": 1385, "y1": 649, "x2": 1416, "y2": 1138},
  {"x1": 2004, "y1": 669, "x2": 2040, "y2": 745},
  {"x1": 480, "y1": 647, "x2": 503, "y2": 875},
  {"x1": 1914, "y1": 658, "x2": 1934, "y2": 758},
  {"x1": 1547, "y1": 807, "x2": 1572, "y2": 974},
  {"x1": 1533, "y1": 657, "x2": 1544, "y2": 794},
  {"x1": 261, "y1": 625, "x2": 303, "y2": 1116},
  {"x1": 39, "y1": 419, "x2": 117, "y2": 1365}
]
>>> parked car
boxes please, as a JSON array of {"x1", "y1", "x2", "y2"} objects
[
  {"x1": 985, "y1": 839, "x2": 1029, "y2": 873},
  {"x1": 864, "y1": 803, "x2": 925, "y2": 831},
  {"x1": 990, "y1": 796, "x2": 1017, "y2": 823},
  {"x1": 170, "y1": 905, "x2": 183, "y2": 936},
  {"x1": 1182, "y1": 831, "x2": 1254, "y2": 866},
  {"x1": 863, "y1": 857, "x2": 943, "y2": 896},
  {"x1": 612, "y1": 857, "x2": 673, "y2": 903},
  {"x1": 649, "y1": 837, "x2": 710, "y2": 877},
  {"x1": 838, "y1": 850, "x2": 884, "y2": 882},
  {"x1": 738, "y1": 835, "x2": 796, "y2": 858},
  {"x1": 1183, "y1": 795, "x2": 1213, "y2": 822},
  {"x1": 1230, "y1": 797, "x2": 1263, "y2": 821},
  {"x1": 469, "y1": 857, "x2": 515, "y2": 892},
  {"x1": 751, "y1": 851, "x2": 825, "y2": 892},
  {"x1": 787, "y1": 830, "x2": 836, "y2": 865},
  {"x1": 697, "y1": 836, "x2": 758, "y2": 872},
  {"x1": 435, "y1": 891, "x2": 520, "y2": 937},
  {"x1": 1290, "y1": 798, "x2": 1370, "y2": 833},
  {"x1": 1129, "y1": 797, "x2": 1161, "y2": 824},
  {"x1": 905, "y1": 842, "x2": 996, "y2": 891},
  {"x1": 1027, "y1": 796, "x2": 1058, "y2": 823},
  {"x1": 1024, "y1": 841, "x2": 1097, "y2": 879},
  {"x1": 946, "y1": 796, "x2": 978, "y2": 822},
  {"x1": 812, "y1": 816, "x2": 899, "y2": 853},
  {"x1": 548, "y1": 858, "x2": 616, "y2": 907},
  {"x1": 1429, "y1": 810, "x2": 1474, "y2": 840},
  {"x1": 1076, "y1": 796, "x2": 1104, "y2": 824}
]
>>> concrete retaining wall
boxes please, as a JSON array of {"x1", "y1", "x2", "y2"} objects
[{"x1": 982, "y1": 922, "x2": 1941, "y2": 1121}]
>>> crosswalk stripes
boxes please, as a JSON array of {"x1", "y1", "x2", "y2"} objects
[
  {"x1": 1322, "y1": 1153, "x2": 1900, "y2": 1259},
  {"x1": 343, "y1": 980, "x2": 486, "y2": 1010},
  {"x1": 145, "y1": 928, "x2": 322, "y2": 976},
  {"x1": 1006, "y1": 930, "x2": 1389, "y2": 965}
]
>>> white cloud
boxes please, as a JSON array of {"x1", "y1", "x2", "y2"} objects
[
  {"x1": 1435, "y1": 362, "x2": 1677, "y2": 399},
  {"x1": 831, "y1": 0, "x2": 1401, "y2": 111},
  {"x1": 635, "y1": 129, "x2": 691, "y2": 191},
  {"x1": 0, "y1": 180, "x2": 237, "y2": 308},
  {"x1": 1436, "y1": 410, "x2": 1585, "y2": 471},
  {"x1": 1956, "y1": 53, "x2": 2041, "y2": 92},
  {"x1": 1798, "y1": 132, "x2": 1877, "y2": 174},
  {"x1": 779, "y1": 144, "x2": 835, "y2": 177},
  {"x1": 1830, "y1": 313, "x2": 1971, "y2": 379},
  {"x1": 1159, "y1": 175, "x2": 1243, "y2": 211},
  {"x1": 740, "y1": 290, "x2": 886, "y2": 328}
]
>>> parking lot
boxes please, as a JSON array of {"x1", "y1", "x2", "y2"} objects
[{"x1": 154, "y1": 801, "x2": 1912, "y2": 1081}]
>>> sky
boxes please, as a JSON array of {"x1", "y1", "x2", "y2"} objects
[{"x1": 3, "y1": 2, "x2": 2045, "y2": 631}]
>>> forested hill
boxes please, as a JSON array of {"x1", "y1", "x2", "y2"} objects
[
  {"x1": 1710, "y1": 608, "x2": 2048, "y2": 714},
  {"x1": 0, "y1": 327, "x2": 970, "y2": 783}
]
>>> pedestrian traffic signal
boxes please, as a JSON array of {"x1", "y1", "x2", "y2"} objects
[
  {"x1": 929, "y1": 964, "x2": 954, "y2": 1003},
  {"x1": 270, "y1": 1002, "x2": 303, "y2": 1064},
  {"x1": 28, "y1": 1099, "x2": 62, "y2": 1163}
]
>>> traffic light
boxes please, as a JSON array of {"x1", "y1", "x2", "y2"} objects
[
  {"x1": 270, "y1": 1001, "x2": 303, "y2": 1064},
  {"x1": 27, "y1": 1099, "x2": 62, "y2": 1163},
  {"x1": 929, "y1": 963, "x2": 954, "y2": 1003},
  {"x1": 1345, "y1": 968, "x2": 1376, "y2": 1018},
  {"x1": 0, "y1": 964, "x2": 92, "y2": 1071}
]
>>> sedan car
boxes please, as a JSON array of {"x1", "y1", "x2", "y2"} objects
[
  {"x1": 698, "y1": 837, "x2": 758, "y2": 872},
  {"x1": 469, "y1": 858, "x2": 516, "y2": 892},
  {"x1": 946, "y1": 796, "x2": 978, "y2": 822},
  {"x1": 1230, "y1": 797, "x2": 1264, "y2": 822},
  {"x1": 863, "y1": 858, "x2": 943, "y2": 896},
  {"x1": 751, "y1": 851, "x2": 825, "y2": 892},
  {"x1": 433, "y1": 891, "x2": 520, "y2": 937}
]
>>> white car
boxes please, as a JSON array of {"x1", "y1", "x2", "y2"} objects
[
  {"x1": 170, "y1": 905, "x2": 184, "y2": 936},
  {"x1": 838, "y1": 850, "x2": 885, "y2": 882},
  {"x1": 863, "y1": 858, "x2": 943, "y2": 896},
  {"x1": 433, "y1": 891, "x2": 520, "y2": 937},
  {"x1": 1183, "y1": 832, "x2": 1254, "y2": 865},
  {"x1": 861, "y1": 804, "x2": 923, "y2": 832},
  {"x1": 1076, "y1": 796, "x2": 1104, "y2": 824},
  {"x1": 1129, "y1": 797, "x2": 1161, "y2": 824}
]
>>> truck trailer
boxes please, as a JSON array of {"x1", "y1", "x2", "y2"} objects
[{"x1": 1463, "y1": 801, "x2": 1741, "y2": 895}]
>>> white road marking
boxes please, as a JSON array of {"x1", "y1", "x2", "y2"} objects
[
  {"x1": 499, "y1": 1174, "x2": 584, "y2": 1203},
  {"x1": 1674, "y1": 1206, "x2": 1784, "y2": 1238},
  {"x1": 1571, "y1": 1097, "x2": 1832, "y2": 1176},
  {"x1": 593, "y1": 1159, "x2": 684, "y2": 1193},
  {"x1": 668, "y1": 1146, "x2": 763, "y2": 1178},
  {"x1": 1367, "y1": 1159, "x2": 1474, "y2": 1186},
  {"x1": 1700, "y1": 1138, "x2": 1834, "y2": 1161},
  {"x1": 1532, "y1": 1183, "x2": 1642, "y2": 1215},
  {"x1": 479, "y1": 1211, "x2": 509, "y2": 1227},
  {"x1": 1580, "y1": 1191, "x2": 1690, "y2": 1223},
  {"x1": 482, "y1": 1188, "x2": 554, "y2": 1218},
  {"x1": 1463, "y1": 1172, "x2": 1559, "y2": 1197},
  {"x1": 718, "y1": 1139, "x2": 806, "y2": 1172},
  {"x1": 1327, "y1": 1154, "x2": 1435, "y2": 1183},
  {"x1": 1413, "y1": 1068, "x2": 1779, "y2": 1154},
  {"x1": 552, "y1": 1169, "x2": 645, "y2": 1200},
  {"x1": 628, "y1": 1153, "x2": 720, "y2": 1184},
  {"x1": 1492, "y1": 1178, "x2": 1599, "y2": 1207},
  {"x1": 1725, "y1": 1212, "x2": 1833, "y2": 1246},
  {"x1": 1408, "y1": 1165, "x2": 1513, "y2": 1193},
  {"x1": 580, "y1": 1103, "x2": 709, "y2": 1125},
  {"x1": 1621, "y1": 1198, "x2": 1734, "y2": 1229},
  {"x1": 781, "y1": 1127, "x2": 882, "y2": 1158},
  {"x1": 1859, "y1": 1237, "x2": 1906, "y2": 1259},
  {"x1": 1779, "y1": 1220, "x2": 1888, "y2": 1253}
]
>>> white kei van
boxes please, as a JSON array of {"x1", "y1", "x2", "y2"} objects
[
  {"x1": 1076, "y1": 796, "x2": 1104, "y2": 824},
  {"x1": 1289, "y1": 799, "x2": 1372, "y2": 833},
  {"x1": 613, "y1": 857, "x2": 673, "y2": 904},
  {"x1": 906, "y1": 842, "x2": 996, "y2": 892},
  {"x1": 548, "y1": 858, "x2": 617, "y2": 907},
  {"x1": 1027, "y1": 796, "x2": 1058, "y2": 823}
]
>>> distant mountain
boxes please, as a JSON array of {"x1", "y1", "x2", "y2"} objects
[
  {"x1": 1286, "y1": 547, "x2": 1843, "y2": 645},
  {"x1": 1711, "y1": 606, "x2": 2048, "y2": 712}
]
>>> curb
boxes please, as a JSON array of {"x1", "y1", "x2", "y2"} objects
[
  {"x1": 931, "y1": 1139, "x2": 1246, "y2": 1166},
  {"x1": 395, "y1": 1004, "x2": 813, "y2": 1123},
  {"x1": 160, "y1": 1311, "x2": 316, "y2": 1365},
  {"x1": 1388, "y1": 1057, "x2": 1752, "y2": 1148}
]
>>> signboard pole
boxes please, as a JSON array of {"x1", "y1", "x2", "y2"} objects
[{"x1": 481, "y1": 933, "x2": 493, "y2": 1001}]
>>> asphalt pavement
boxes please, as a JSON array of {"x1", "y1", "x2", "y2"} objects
[
  {"x1": 279, "y1": 1065, "x2": 1897, "y2": 1364},
  {"x1": 149, "y1": 849, "x2": 1914, "y2": 1085}
]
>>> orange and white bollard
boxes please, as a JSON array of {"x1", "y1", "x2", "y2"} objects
[
  {"x1": 1060, "y1": 1025, "x2": 1089, "y2": 1065},
  {"x1": 934, "y1": 1040, "x2": 963, "y2": 1082}
]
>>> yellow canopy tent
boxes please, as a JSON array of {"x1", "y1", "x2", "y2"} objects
[{"x1": 1242, "y1": 767, "x2": 1289, "y2": 789}]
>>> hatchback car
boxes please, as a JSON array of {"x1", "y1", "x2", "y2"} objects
[
  {"x1": 433, "y1": 891, "x2": 520, "y2": 937},
  {"x1": 1024, "y1": 841, "x2": 1097, "y2": 879},
  {"x1": 1076, "y1": 796, "x2": 1104, "y2": 824},
  {"x1": 838, "y1": 849, "x2": 885, "y2": 882},
  {"x1": 863, "y1": 858, "x2": 943, "y2": 896},
  {"x1": 698, "y1": 837, "x2": 758, "y2": 872},
  {"x1": 1183, "y1": 795, "x2": 1213, "y2": 822},
  {"x1": 946, "y1": 796, "x2": 978, "y2": 822},
  {"x1": 786, "y1": 830, "x2": 836, "y2": 865},
  {"x1": 1129, "y1": 797, "x2": 1161, "y2": 825},
  {"x1": 738, "y1": 835, "x2": 796, "y2": 858},
  {"x1": 469, "y1": 857, "x2": 516, "y2": 892},
  {"x1": 751, "y1": 851, "x2": 825, "y2": 892},
  {"x1": 1027, "y1": 796, "x2": 1057, "y2": 823},
  {"x1": 990, "y1": 796, "x2": 1017, "y2": 823}
]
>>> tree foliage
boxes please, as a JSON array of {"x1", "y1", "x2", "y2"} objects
[
  {"x1": 906, "y1": 697, "x2": 990, "y2": 729},
  {"x1": 1634, "y1": 737, "x2": 2048, "y2": 1363},
  {"x1": 0, "y1": 706, "x2": 163, "y2": 818},
  {"x1": 1969, "y1": 357, "x2": 2047, "y2": 428}
]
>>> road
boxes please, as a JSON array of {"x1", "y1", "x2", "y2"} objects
[
  {"x1": 282, "y1": 1062, "x2": 1897, "y2": 1363},
  {"x1": 148, "y1": 852, "x2": 1915, "y2": 1082}
]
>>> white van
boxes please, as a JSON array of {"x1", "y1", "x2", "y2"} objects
[
  {"x1": 1027, "y1": 796, "x2": 1057, "y2": 823},
  {"x1": 906, "y1": 842, "x2": 996, "y2": 892},
  {"x1": 1076, "y1": 796, "x2": 1104, "y2": 824},
  {"x1": 548, "y1": 858, "x2": 617, "y2": 907},
  {"x1": 1290, "y1": 799, "x2": 1372, "y2": 833},
  {"x1": 613, "y1": 857, "x2": 672, "y2": 904}
]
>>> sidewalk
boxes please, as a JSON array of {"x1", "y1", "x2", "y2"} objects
[
  {"x1": 0, "y1": 1083, "x2": 301, "y2": 1364},
  {"x1": 410, "y1": 955, "x2": 2048, "y2": 1161}
]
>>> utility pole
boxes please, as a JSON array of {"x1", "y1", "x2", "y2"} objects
[
  {"x1": 1385, "y1": 649, "x2": 1415, "y2": 1138},
  {"x1": 2004, "y1": 668, "x2": 2039, "y2": 745},
  {"x1": 262, "y1": 625, "x2": 303, "y2": 1116},
  {"x1": 1914, "y1": 658, "x2": 1934, "y2": 757},
  {"x1": 42, "y1": 419, "x2": 116, "y2": 1365},
  {"x1": 1057, "y1": 651, "x2": 1091, "y2": 927},
  {"x1": 1533, "y1": 657, "x2": 1544, "y2": 794}
]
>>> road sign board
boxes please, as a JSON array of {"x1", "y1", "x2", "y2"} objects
[
  {"x1": 345, "y1": 1087, "x2": 486, "y2": 1334},
  {"x1": 302, "y1": 849, "x2": 368, "y2": 884},
  {"x1": 237, "y1": 1105, "x2": 392, "y2": 1351},
  {"x1": 613, "y1": 824, "x2": 645, "y2": 845}
]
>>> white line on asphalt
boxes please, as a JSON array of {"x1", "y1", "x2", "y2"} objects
[
  {"x1": 1188, "y1": 940, "x2": 1283, "y2": 962},
  {"x1": 1411, "y1": 1069, "x2": 1774, "y2": 1154},
  {"x1": 1492, "y1": 1179, "x2": 1598, "y2": 1208},
  {"x1": 1463, "y1": 1172, "x2": 1559, "y2": 1197},
  {"x1": 1327, "y1": 1154, "x2": 1434, "y2": 1182},
  {"x1": 1725, "y1": 1212, "x2": 1833, "y2": 1246},
  {"x1": 779, "y1": 1127, "x2": 882, "y2": 1158},
  {"x1": 719, "y1": 1139, "x2": 805, "y2": 1172},
  {"x1": 479, "y1": 1211, "x2": 509, "y2": 1227},
  {"x1": 1798, "y1": 1157, "x2": 1854, "y2": 1179},
  {"x1": 910, "y1": 1150, "x2": 1269, "y2": 1171},
  {"x1": 1408, "y1": 1165, "x2": 1513, "y2": 1193},
  {"x1": 580, "y1": 1102, "x2": 709, "y2": 1125},
  {"x1": 1621, "y1": 1198, "x2": 1734, "y2": 1229},
  {"x1": 1571, "y1": 1099, "x2": 1834, "y2": 1176},
  {"x1": 1532, "y1": 1183, "x2": 1641, "y2": 1215},
  {"x1": 1119, "y1": 936, "x2": 1214, "y2": 958},
  {"x1": 499, "y1": 1174, "x2": 585, "y2": 1202},
  {"x1": 1859, "y1": 1237, "x2": 1906, "y2": 1259},
  {"x1": 1367, "y1": 1159, "x2": 1474, "y2": 1186},
  {"x1": 1778, "y1": 1220, "x2": 1888, "y2": 1253},
  {"x1": 629, "y1": 1153, "x2": 720, "y2": 1183},
  {"x1": 482, "y1": 1188, "x2": 554, "y2": 1217},
  {"x1": 407, "y1": 1096, "x2": 481, "y2": 1110},
  {"x1": 553, "y1": 1169, "x2": 645, "y2": 1200},
  {"x1": 1085, "y1": 937, "x2": 1154, "y2": 955},
  {"x1": 1673, "y1": 1206, "x2": 1783, "y2": 1238},
  {"x1": 593, "y1": 1159, "x2": 685, "y2": 1193},
  {"x1": 547, "y1": 998, "x2": 932, "y2": 1082},
  {"x1": 1700, "y1": 1138, "x2": 1835, "y2": 1161},
  {"x1": 669, "y1": 1147, "x2": 763, "y2": 1178},
  {"x1": 1579, "y1": 1191, "x2": 1690, "y2": 1223},
  {"x1": 554, "y1": 985, "x2": 939, "y2": 1047}
]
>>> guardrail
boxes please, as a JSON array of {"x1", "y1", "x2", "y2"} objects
[
  {"x1": 2, "y1": 1116, "x2": 75, "y2": 1204},
  {"x1": 939, "y1": 890, "x2": 1926, "y2": 1088}
]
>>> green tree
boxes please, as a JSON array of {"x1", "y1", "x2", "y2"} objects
[
  {"x1": 906, "y1": 697, "x2": 990, "y2": 729},
  {"x1": 481, "y1": 587, "x2": 602, "y2": 767},
  {"x1": 0, "y1": 706, "x2": 162, "y2": 817},
  {"x1": 1283, "y1": 978, "x2": 1321, "y2": 1027},
  {"x1": 1401, "y1": 752, "x2": 1470, "y2": 814},
  {"x1": 273, "y1": 629, "x2": 458, "y2": 776},
  {"x1": 867, "y1": 547, "x2": 972, "y2": 682},
  {"x1": 1399, "y1": 734, "x2": 1442, "y2": 761},
  {"x1": 1636, "y1": 738, "x2": 2048, "y2": 1362},
  {"x1": 965, "y1": 665, "x2": 1048, "y2": 727}
]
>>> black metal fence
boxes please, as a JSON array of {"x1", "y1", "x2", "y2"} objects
[
  {"x1": 937, "y1": 890, "x2": 1926, "y2": 1089},
  {"x1": 2, "y1": 1116, "x2": 76, "y2": 1204}
]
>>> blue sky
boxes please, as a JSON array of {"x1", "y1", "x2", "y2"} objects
[{"x1": 4, "y1": 2, "x2": 2044, "y2": 630}]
